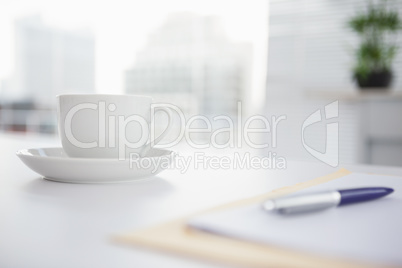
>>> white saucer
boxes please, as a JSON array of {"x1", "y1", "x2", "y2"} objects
[{"x1": 16, "y1": 147, "x2": 175, "y2": 183}]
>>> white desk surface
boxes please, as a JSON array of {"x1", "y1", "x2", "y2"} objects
[{"x1": 1, "y1": 133, "x2": 402, "y2": 268}]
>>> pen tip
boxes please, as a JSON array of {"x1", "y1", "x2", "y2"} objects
[{"x1": 384, "y1": 187, "x2": 394, "y2": 195}]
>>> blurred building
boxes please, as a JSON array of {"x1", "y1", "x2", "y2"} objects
[
  {"x1": 13, "y1": 16, "x2": 95, "y2": 103},
  {"x1": 125, "y1": 13, "x2": 252, "y2": 116},
  {"x1": 0, "y1": 15, "x2": 95, "y2": 133}
]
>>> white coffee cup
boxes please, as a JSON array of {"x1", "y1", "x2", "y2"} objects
[{"x1": 57, "y1": 94, "x2": 172, "y2": 159}]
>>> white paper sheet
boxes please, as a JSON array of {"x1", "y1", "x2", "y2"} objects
[{"x1": 188, "y1": 173, "x2": 402, "y2": 265}]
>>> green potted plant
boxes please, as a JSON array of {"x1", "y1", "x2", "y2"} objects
[{"x1": 348, "y1": 0, "x2": 402, "y2": 88}]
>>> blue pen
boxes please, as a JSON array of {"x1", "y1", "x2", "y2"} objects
[{"x1": 262, "y1": 187, "x2": 394, "y2": 214}]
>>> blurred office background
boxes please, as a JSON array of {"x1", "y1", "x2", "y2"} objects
[{"x1": 0, "y1": 0, "x2": 401, "y2": 166}]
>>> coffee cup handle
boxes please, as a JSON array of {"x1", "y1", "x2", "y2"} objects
[{"x1": 140, "y1": 106, "x2": 173, "y2": 156}]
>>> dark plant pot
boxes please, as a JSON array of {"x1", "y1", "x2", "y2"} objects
[{"x1": 355, "y1": 70, "x2": 393, "y2": 89}]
